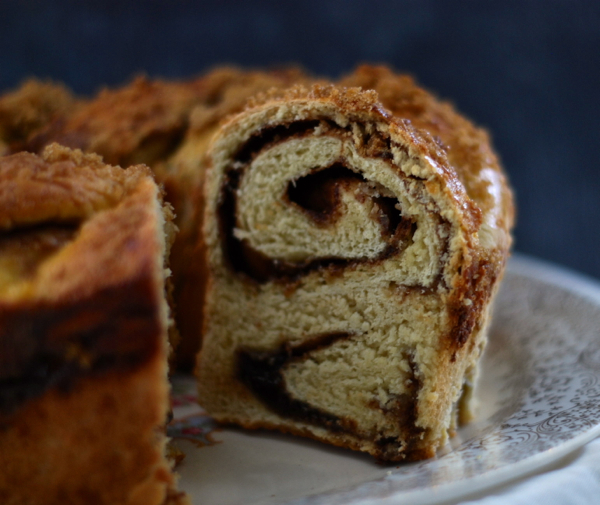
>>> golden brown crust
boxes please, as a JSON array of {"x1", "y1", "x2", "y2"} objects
[
  {"x1": 0, "y1": 145, "x2": 151, "y2": 228},
  {"x1": 0, "y1": 364, "x2": 172, "y2": 505},
  {"x1": 13, "y1": 67, "x2": 312, "y2": 175},
  {"x1": 0, "y1": 145, "x2": 161, "y2": 301},
  {"x1": 0, "y1": 145, "x2": 181, "y2": 504},
  {"x1": 339, "y1": 65, "x2": 515, "y2": 249},
  {"x1": 19, "y1": 77, "x2": 209, "y2": 167},
  {"x1": 0, "y1": 79, "x2": 79, "y2": 153}
]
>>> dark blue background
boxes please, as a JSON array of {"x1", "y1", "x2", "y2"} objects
[{"x1": 2, "y1": 0, "x2": 600, "y2": 280}]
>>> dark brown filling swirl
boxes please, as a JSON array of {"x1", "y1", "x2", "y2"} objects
[
  {"x1": 225, "y1": 119, "x2": 476, "y2": 458},
  {"x1": 218, "y1": 120, "x2": 417, "y2": 283},
  {"x1": 0, "y1": 274, "x2": 162, "y2": 419},
  {"x1": 237, "y1": 333, "x2": 354, "y2": 433},
  {"x1": 236, "y1": 334, "x2": 423, "y2": 460}
]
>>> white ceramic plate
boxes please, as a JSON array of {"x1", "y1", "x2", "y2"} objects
[{"x1": 168, "y1": 255, "x2": 600, "y2": 505}]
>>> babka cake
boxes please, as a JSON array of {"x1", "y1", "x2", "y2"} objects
[
  {"x1": 0, "y1": 66, "x2": 514, "y2": 475},
  {"x1": 0, "y1": 145, "x2": 187, "y2": 504},
  {"x1": 197, "y1": 67, "x2": 514, "y2": 461}
]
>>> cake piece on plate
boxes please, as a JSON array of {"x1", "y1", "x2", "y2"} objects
[
  {"x1": 197, "y1": 67, "x2": 514, "y2": 462},
  {"x1": 0, "y1": 144, "x2": 187, "y2": 504}
]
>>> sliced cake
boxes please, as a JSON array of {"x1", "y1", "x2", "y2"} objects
[{"x1": 197, "y1": 70, "x2": 514, "y2": 461}]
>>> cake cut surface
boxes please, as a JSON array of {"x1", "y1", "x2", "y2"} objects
[
  {"x1": 198, "y1": 68, "x2": 514, "y2": 462},
  {"x1": 0, "y1": 145, "x2": 186, "y2": 504}
]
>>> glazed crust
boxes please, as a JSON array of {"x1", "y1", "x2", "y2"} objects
[
  {"x1": 339, "y1": 65, "x2": 514, "y2": 251},
  {"x1": 0, "y1": 144, "x2": 181, "y2": 504}
]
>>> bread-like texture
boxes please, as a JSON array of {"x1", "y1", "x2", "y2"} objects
[
  {"x1": 338, "y1": 65, "x2": 514, "y2": 252},
  {"x1": 0, "y1": 144, "x2": 187, "y2": 504},
  {"x1": 198, "y1": 67, "x2": 514, "y2": 462}
]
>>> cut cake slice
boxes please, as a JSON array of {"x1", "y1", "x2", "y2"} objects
[{"x1": 198, "y1": 70, "x2": 514, "y2": 462}]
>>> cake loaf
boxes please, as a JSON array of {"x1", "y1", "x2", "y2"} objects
[
  {"x1": 198, "y1": 68, "x2": 514, "y2": 462},
  {"x1": 0, "y1": 145, "x2": 187, "y2": 504}
]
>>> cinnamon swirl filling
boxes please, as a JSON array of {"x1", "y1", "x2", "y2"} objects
[{"x1": 217, "y1": 119, "x2": 422, "y2": 284}]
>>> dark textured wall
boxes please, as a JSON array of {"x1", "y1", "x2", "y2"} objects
[{"x1": 2, "y1": 0, "x2": 600, "y2": 280}]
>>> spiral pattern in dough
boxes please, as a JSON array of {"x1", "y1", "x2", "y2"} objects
[{"x1": 199, "y1": 83, "x2": 510, "y2": 462}]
